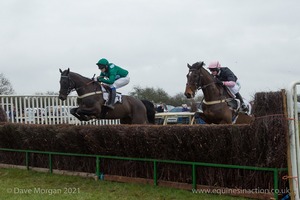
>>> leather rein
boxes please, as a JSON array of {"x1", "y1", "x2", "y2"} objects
[
  {"x1": 186, "y1": 69, "x2": 231, "y2": 105},
  {"x1": 60, "y1": 75, "x2": 102, "y2": 98}
]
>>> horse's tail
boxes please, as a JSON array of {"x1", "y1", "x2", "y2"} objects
[{"x1": 141, "y1": 100, "x2": 156, "y2": 124}]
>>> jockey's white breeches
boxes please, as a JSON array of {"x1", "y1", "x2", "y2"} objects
[
  {"x1": 102, "y1": 75, "x2": 130, "y2": 89},
  {"x1": 227, "y1": 80, "x2": 241, "y2": 95}
]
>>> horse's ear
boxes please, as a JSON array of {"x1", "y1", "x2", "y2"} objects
[
  {"x1": 59, "y1": 69, "x2": 62, "y2": 73},
  {"x1": 187, "y1": 63, "x2": 191, "y2": 68},
  {"x1": 198, "y1": 61, "x2": 205, "y2": 68},
  {"x1": 67, "y1": 68, "x2": 70, "y2": 73}
]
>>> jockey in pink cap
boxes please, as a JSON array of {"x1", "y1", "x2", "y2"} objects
[{"x1": 207, "y1": 61, "x2": 249, "y2": 112}]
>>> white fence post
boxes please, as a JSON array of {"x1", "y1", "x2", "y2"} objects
[{"x1": 286, "y1": 82, "x2": 300, "y2": 200}]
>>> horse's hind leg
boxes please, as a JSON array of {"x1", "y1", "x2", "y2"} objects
[
  {"x1": 131, "y1": 115, "x2": 147, "y2": 124},
  {"x1": 120, "y1": 116, "x2": 146, "y2": 124},
  {"x1": 122, "y1": 97, "x2": 148, "y2": 124},
  {"x1": 120, "y1": 117, "x2": 132, "y2": 124}
]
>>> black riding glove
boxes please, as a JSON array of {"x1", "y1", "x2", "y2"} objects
[{"x1": 92, "y1": 76, "x2": 99, "y2": 82}]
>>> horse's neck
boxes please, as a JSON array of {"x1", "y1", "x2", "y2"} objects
[
  {"x1": 70, "y1": 72, "x2": 101, "y2": 96},
  {"x1": 200, "y1": 70, "x2": 224, "y2": 101}
]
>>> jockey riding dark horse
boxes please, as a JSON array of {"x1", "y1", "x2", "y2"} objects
[
  {"x1": 59, "y1": 68, "x2": 155, "y2": 124},
  {"x1": 94, "y1": 58, "x2": 130, "y2": 109},
  {"x1": 207, "y1": 61, "x2": 249, "y2": 113}
]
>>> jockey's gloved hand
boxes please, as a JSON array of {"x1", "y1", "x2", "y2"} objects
[
  {"x1": 93, "y1": 77, "x2": 98, "y2": 82},
  {"x1": 215, "y1": 79, "x2": 223, "y2": 85}
]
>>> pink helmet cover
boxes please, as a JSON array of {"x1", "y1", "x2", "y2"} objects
[{"x1": 208, "y1": 61, "x2": 221, "y2": 69}]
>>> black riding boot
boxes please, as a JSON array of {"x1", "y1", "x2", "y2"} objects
[
  {"x1": 235, "y1": 92, "x2": 249, "y2": 112},
  {"x1": 106, "y1": 88, "x2": 116, "y2": 109}
]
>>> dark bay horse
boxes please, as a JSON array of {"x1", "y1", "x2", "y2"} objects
[
  {"x1": 184, "y1": 62, "x2": 251, "y2": 124},
  {"x1": 58, "y1": 68, "x2": 155, "y2": 124}
]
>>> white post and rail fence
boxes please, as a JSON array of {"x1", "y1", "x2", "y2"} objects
[
  {"x1": 286, "y1": 81, "x2": 300, "y2": 200},
  {"x1": 0, "y1": 95, "x2": 197, "y2": 125}
]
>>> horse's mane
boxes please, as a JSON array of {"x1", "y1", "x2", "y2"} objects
[
  {"x1": 191, "y1": 62, "x2": 214, "y2": 80},
  {"x1": 68, "y1": 71, "x2": 92, "y2": 81}
]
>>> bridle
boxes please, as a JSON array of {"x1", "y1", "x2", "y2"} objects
[
  {"x1": 60, "y1": 74, "x2": 95, "y2": 96},
  {"x1": 186, "y1": 68, "x2": 216, "y2": 92},
  {"x1": 60, "y1": 75, "x2": 76, "y2": 95},
  {"x1": 186, "y1": 67, "x2": 233, "y2": 105}
]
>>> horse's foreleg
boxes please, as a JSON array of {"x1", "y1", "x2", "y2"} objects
[
  {"x1": 220, "y1": 114, "x2": 233, "y2": 124},
  {"x1": 70, "y1": 108, "x2": 80, "y2": 119},
  {"x1": 70, "y1": 107, "x2": 91, "y2": 121},
  {"x1": 194, "y1": 112, "x2": 208, "y2": 124}
]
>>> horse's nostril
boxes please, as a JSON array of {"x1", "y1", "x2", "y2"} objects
[{"x1": 184, "y1": 93, "x2": 192, "y2": 99}]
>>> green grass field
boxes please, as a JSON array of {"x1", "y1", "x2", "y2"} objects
[{"x1": 0, "y1": 168, "x2": 250, "y2": 200}]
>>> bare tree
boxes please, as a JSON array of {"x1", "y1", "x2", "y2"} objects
[
  {"x1": 35, "y1": 91, "x2": 59, "y2": 95},
  {"x1": 128, "y1": 85, "x2": 203, "y2": 106},
  {"x1": 129, "y1": 86, "x2": 170, "y2": 103},
  {"x1": 0, "y1": 73, "x2": 14, "y2": 95}
]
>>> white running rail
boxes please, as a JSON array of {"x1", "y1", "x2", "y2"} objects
[{"x1": 0, "y1": 95, "x2": 120, "y2": 125}]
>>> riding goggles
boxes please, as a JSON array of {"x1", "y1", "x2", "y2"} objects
[{"x1": 97, "y1": 64, "x2": 106, "y2": 69}]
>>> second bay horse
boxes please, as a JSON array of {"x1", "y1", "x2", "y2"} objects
[{"x1": 185, "y1": 62, "x2": 246, "y2": 124}]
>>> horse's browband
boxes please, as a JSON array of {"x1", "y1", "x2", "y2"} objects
[{"x1": 77, "y1": 91, "x2": 103, "y2": 99}]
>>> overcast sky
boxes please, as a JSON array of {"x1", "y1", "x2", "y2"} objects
[{"x1": 1, "y1": 0, "x2": 300, "y2": 101}]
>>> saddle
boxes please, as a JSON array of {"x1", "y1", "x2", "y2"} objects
[
  {"x1": 102, "y1": 92, "x2": 122, "y2": 103},
  {"x1": 101, "y1": 84, "x2": 122, "y2": 104},
  {"x1": 222, "y1": 86, "x2": 240, "y2": 111},
  {"x1": 99, "y1": 84, "x2": 123, "y2": 118}
]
